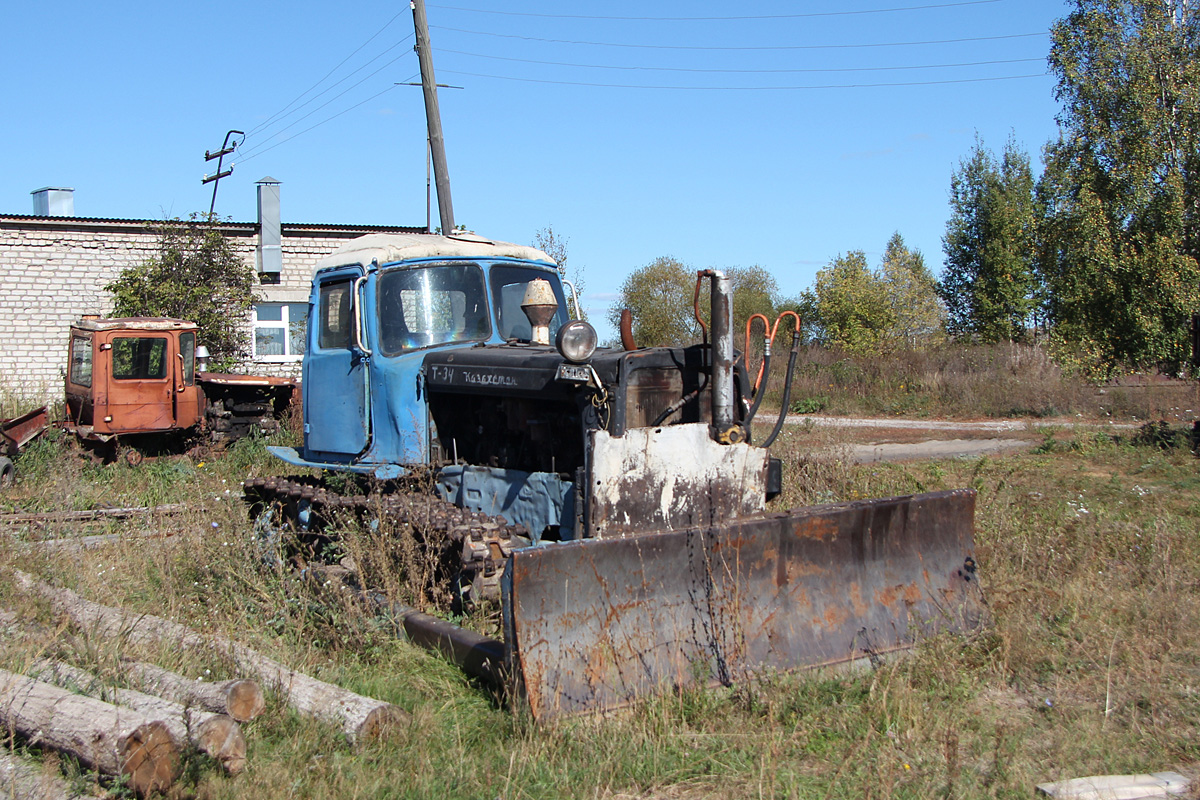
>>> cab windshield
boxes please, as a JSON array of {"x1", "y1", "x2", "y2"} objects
[
  {"x1": 490, "y1": 264, "x2": 570, "y2": 342},
  {"x1": 377, "y1": 263, "x2": 490, "y2": 355}
]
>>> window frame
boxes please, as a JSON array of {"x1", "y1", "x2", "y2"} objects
[{"x1": 252, "y1": 302, "x2": 308, "y2": 362}]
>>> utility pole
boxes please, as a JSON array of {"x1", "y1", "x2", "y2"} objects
[
  {"x1": 411, "y1": 0, "x2": 455, "y2": 234},
  {"x1": 202, "y1": 130, "x2": 244, "y2": 219}
]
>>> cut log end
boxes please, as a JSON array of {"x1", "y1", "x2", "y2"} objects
[
  {"x1": 354, "y1": 704, "x2": 407, "y2": 743},
  {"x1": 196, "y1": 716, "x2": 246, "y2": 775},
  {"x1": 223, "y1": 679, "x2": 266, "y2": 722},
  {"x1": 120, "y1": 721, "x2": 180, "y2": 797}
]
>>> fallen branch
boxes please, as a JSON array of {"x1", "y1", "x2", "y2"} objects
[
  {"x1": 0, "y1": 668, "x2": 179, "y2": 797},
  {"x1": 10, "y1": 570, "x2": 405, "y2": 744},
  {"x1": 32, "y1": 660, "x2": 246, "y2": 775},
  {"x1": 123, "y1": 660, "x2": 265, "y2": 723},
  {"x1": 12, "y1": 530, "x2": 176, "y2": 553},
  {"x1": 0, "y1": 748, "x2": 80, "y2": 800},
  {"x1": 0, "y1": 505, "x2": 188, "y2": 525}
]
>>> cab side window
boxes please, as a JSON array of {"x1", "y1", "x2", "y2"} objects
[
  {"x1": 69, "y1": 336, "x2": 93, "y2": 387},
  {"x1": 318, "y1": 281, "x2": 353, "y2": 350}
]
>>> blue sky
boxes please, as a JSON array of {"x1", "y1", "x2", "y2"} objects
[{"x1": 6, "y1": 1, "x2": 1067, "y2": 338}]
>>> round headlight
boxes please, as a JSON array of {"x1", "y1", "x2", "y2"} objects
[{"x1": 556, "y1": 320, "x2": 598, "y2": 363}]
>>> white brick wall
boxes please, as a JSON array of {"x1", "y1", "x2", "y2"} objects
[{"x1": 0, "y1": 218, "x2": 418, "y2": 402}]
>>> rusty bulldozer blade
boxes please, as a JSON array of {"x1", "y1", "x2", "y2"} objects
[{"x1": 503, "y1": 489, "x2": 981, "y2": 720}]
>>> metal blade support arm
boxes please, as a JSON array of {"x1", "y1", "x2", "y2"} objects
[{"x1": 411, "y1": 0, "x2": 455, "y2": 234}]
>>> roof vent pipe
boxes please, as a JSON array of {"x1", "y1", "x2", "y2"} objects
[
  {"x1": 256, "y1": 177, "x2": 282, "y2": 274},
  {"x1": 31, "y1": 187, "x2": 74, "y2": 216}
]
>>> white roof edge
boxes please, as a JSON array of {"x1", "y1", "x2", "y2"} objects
[
  {"x1": 312, "y1": 232, "x2": 557, "y2": 274},
  {"x1": 72, "y1": 317, "x2": 197, "y2": 332}
]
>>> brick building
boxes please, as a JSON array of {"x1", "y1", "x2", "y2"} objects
[{"x1": 0, "y1": 179, "x2": 420, "y2": 401}]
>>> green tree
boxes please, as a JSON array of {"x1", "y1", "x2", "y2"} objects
[
  {"x1": 1037, "y1": 0, "x2": 1200, "y2": 372},
  {"x1": 728, "y1": 265, "x2": 781, "y2": 339},
  {"x1": 105, "y1": 216, "x2": 257, "y2": 369},
  {"x1": 879, "y1": 232, "x2": 946, "y2": 347},
  {"x1": 533, "y1": 225, "x2": 587, "y2": 319},
  {"x1": 940, "y1": 135, "x2": 1038, "y2": 342},
  {"x1": 608, "y1": 256, "x2": 699, "y2": 347},
  {"x1": 813, "y1": 251, "x2": 894, "y2": 354}
]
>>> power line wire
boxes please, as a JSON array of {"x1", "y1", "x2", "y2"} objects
[
  {"x1": 440, "y1": 67, "x2": 1048, "y2": 90},
  {"x1": 238, "y1": 49, "x2": 416, "y2": 162},
  {"x1": 440, "y1": 47, "x2": 1044, "y2": 74},
  {"x1": 248, "y1": 9, "x2": 410, "y2": 138},
  {"x1": 237, "y1": 75, "x2": 420, "y2": 166},
  {"x1": 433, "y1": 25, "x2": 1047, "y2": 51},
  {"x1": 430, "y1": 0, "x2": 1002, "y2": 21},
  {"x1": 244, "y1": 33, "x2": 414, "y2": 151}
]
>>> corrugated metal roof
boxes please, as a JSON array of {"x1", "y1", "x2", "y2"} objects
[{"x1": 0, "y1": 213, "x2": 425, "y2": 235}]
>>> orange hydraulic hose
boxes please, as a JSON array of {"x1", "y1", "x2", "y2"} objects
[
  {"x1": 744, "y1": 313, "x2": 771, "y2": 394},
  {"x1": 770, "y1": 310, "x2": 802, "y2": 341},
  {"x1": 693, "y1": 273, "x2": 708, "y2": 345}
]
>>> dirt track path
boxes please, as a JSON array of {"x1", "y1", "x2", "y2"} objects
[{"x1": 783, "y1": 414, "x2": 1137, "y2": 463}]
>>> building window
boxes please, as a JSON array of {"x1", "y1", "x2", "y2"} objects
[{"x1": 253, "y1": 303, "x2": 307, "y2": 361}]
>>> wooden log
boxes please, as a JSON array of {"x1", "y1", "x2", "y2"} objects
[
  {"x1": 0, "y1": 747, "x2": 80, "y2": 800},
  {"x1": 0, "y1": 504, "x2": 188, "y2": 524},
  {"x1": 10, "y1": 570, "x2": 405, "y2": 744},
  {"x1": 0, "y1": 668, "x2": 179, "y2": 797},
  {"x1": 11, "y1": 530, "x2": 175, "y2": 554},
  {"x1": 123, "y1": 660, "x2": 265, "y2": 723},
  {"x1": 32, "y1": 660, "x2": 246, "y2": 775}
]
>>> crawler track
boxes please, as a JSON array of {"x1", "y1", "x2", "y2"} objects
[{"x1": 242, "y1": 476, "x2": 530, "y2": 603}]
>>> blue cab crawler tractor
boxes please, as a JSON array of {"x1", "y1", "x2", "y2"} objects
[{"x1": 244, "y1": 230, "x2": 982, "y2": 720}]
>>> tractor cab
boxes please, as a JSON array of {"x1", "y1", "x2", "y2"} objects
[
  {"x1": 65, "y1": 317, "x2": 202, "y2": 437},
  {"x1": 296, "y1": 233, "x2": 572, "y2": 470}
]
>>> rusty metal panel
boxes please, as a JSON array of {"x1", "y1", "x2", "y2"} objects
[
  {"x1": 625, "y1": 366, "x2": 684, "y2": 428},
  {"x1": 506, "y1": 489, "x2": 980, "y2": 720},
  {"x1": 588, "y1": 424, "x2": 768, "y2": 537},
  {"x1": 0, "y1": 406, "x2": 48, "y2": 455}
]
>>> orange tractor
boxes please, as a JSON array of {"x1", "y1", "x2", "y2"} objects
[{"x1": 64, "y1": 317, "x2": 296, "y2": 464}]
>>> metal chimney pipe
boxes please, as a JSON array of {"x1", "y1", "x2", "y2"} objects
[
  {"x1": 31, "y1": 187, "x2": 74, "y2": 216},
  {"x1": 256, "y1": 177, "x2": 282, "y2": 275}
]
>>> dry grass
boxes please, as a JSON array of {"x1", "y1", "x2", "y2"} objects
[
  {"x1": 1, "y1": 363, "x2": 1199, "y2": 798},
  {"x1": 768, "y1": 343, "x2": 1200, "y2": 423}
]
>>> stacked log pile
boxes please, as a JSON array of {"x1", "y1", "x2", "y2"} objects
[
  {"x1": 0, "y1": 668, "x2": 179, "y2": 797},
  {"x1": 11, "y1": 569, "x2": 407, "y2": 742},
  {"x1": 1, "y1": 570, "x2": 408, "y2": 795},
  {"x1": 32, "y1": 660, "x2": 247, "y2": 775}
]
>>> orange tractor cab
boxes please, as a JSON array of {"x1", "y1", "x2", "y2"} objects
[{"x1": 65, "y1": 317, "x2": 294, "y2": 463}]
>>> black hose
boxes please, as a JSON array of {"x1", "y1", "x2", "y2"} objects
[
  {"x1": 761, "y1": 331, "x2": 801, "y2": 449},
  {"x1": 745, "y1": 350, "x2": 771, "y2": 426},
  {"x1": 651, "y1": 372, "x2": 709, "y2": 427}
]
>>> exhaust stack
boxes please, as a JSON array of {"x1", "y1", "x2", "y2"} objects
[
  {"x1": 521, "y1": 279, "x2": 558, "y2": 345},
  {"x1": 699, "y1": 270, "x2": 739, "y2": 443}
]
